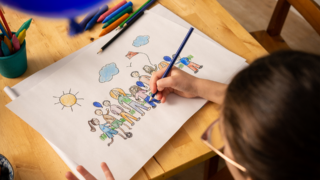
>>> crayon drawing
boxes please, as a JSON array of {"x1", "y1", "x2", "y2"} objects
[
  {"x1": 99, "y1": 63, "x2": 119, "y2": 83},
  {"x1": 125, "y1": 51, "x2": 156, "y2": 69},
  {"x1": 164, "y1": 55, "x2": 203, "y2": 73},
  {"x1": 88, "y1": 118, "x2": 127, "y2": 146},
  {"x1": 131, "y1": 71, "x2": 151, "y2": 90},
  {"x1": 53, "y1": 89, "x2": 83, "y2": 112},
  {"x1": 132, "y1": 35, "x2": 150, "y2": 47}
]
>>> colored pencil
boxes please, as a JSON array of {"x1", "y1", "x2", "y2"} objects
[
  {"x1": 0, "y1": 21, "x2": 9, "y2": 39},
  {"x1": 122, "y1": 0, "x2": 156, "y2": 29},
  {"x1": 17, "y1": 29, "x2": 26, "y2": 45},
  {"x1": 1, "y1": 40, "x2": 10, "y2": 56},
  {"x1": 117, "y1": 0, "x2": 150, "y2": 30},
  {"x1": 150, "y1": 27, "x2": 194, "y2": 100},
  {"x1": 3, "y1": 36, "x2": 13, "y2": 53},
  {"x1": 0, "y1": 10, "x2": 12, "y2": 38},
  {"x1": 79, "y1": 8, "x2": 100, "y2": 30},
  {"x1": 99, "y1": 13, "x2": 129, "y2": 37},
  {"x1": 12, "y1": 35, "x2": 20, "y2": 52},
  {"x1": 16, "y1": 18, "x2": 32, "y2": 37},
  {"x1": 85, "y1": 5, "x2": 109, "y2": 31},
  {"x1": 102, "y1": 1, "x2": 132, "y2": 23},
  {"x1": 97, "y1": 0, "x2": 127, "y2": 22},
  {"x1": 97, "y1": 11, "x2": 144, "y2": 54},
  {"x1": 102, "y1": 6, "x2": 132, "y2": 29},
  {"x1": 0, "y1": 21, "x2": 8, "y2": 35}
]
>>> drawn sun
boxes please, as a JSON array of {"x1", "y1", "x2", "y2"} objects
[{"x1": 54, "y1": 89, "x2": 84, "y2": 112}]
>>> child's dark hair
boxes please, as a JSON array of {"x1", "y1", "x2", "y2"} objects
[{"x1": 223, "y1": 50, "x2": 320, "y2": 180}]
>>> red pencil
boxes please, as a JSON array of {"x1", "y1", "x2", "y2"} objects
[{"x1": 0, "y1": 10, "x2": 12, "y2": 38}]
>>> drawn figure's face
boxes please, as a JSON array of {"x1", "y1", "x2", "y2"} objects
[
  {"x1": 103, "y1": 100, "x2": 111, "y2": 107},
  {"x1": 144, "y1": 66, "x2": 151, "y2": 71},
  {"x1": 131, "y1": 71, "x2": 139, "y2": 78},
  {"x1": 92, "y1": 118, "x2": 100, "y2": 125},
  {"x1": 95, "y1": 109, "x2": 103, "y2": 116},
  {"x1": 112, "y1": 90, "x2": 120, "y2": 97}
]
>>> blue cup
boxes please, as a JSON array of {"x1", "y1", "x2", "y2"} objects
[{"x1": 0, "y1": 33, "x2": 27, "y2": 78}]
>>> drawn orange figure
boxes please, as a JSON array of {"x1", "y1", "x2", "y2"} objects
[{"x1": 158, "y1": 61, "x2": 169, "y2": 70}]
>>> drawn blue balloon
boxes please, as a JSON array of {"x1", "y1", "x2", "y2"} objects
[
  {"x1": 1, "y1": 0, "x2": 110, "y2": 18},
  {"x1": 136, "y1": 81, "x2": 145, "y2": 87},
  {"x1": 93, "y1": 102, "x2": 103, "y2": 108}
]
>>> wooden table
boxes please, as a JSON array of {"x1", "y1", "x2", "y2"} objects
[{"x1": 0, "y1": 0, "x2": 267, "y2": 179}]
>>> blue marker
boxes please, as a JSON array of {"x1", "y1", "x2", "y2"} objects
[
  {"x1": 102, "y1": 1, "x2": 133, "y2": 23},
  {"x1": 85, "y1": 5, "x2": 109, "y2": 31},
  {"x1": 150, "y1": 27, "x2": 194, "y2": 100}
]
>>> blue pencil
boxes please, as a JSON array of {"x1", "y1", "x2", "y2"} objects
[
  {"x1": 85, "y1": 5, "x2": 109, "y2": 31},
  {"x1": 0, "y1": 22, "x2": 9, "y2": 39},
  {"x1": 102, "y1": 1, "x2": 133, "y2": 23},
  {"x1": 150, "y1": 27, "x2": 194, "y2": 100},
  {"x1": 122, "y1": 0, "x2": 156, "y2": 28}
]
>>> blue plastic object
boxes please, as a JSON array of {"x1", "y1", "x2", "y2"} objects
[{"x1": 0, "y1": 0, "x2": 110, "y2": 18}]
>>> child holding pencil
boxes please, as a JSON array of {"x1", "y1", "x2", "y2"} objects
[{"x1": 66, "y1": 51, "x2": 320, "y2": 180}]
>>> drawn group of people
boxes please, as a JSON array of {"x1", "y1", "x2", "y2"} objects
[
  {"x1": 88, "y1": 71, "x2": 160, "y2": 146},
  {"x1": 88, "y1": 54, "x2": 202, "y2": 147}
]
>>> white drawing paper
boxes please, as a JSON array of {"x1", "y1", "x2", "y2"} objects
[{"x1": 7, "y1": 12, "x2": 245, "y2": 179}]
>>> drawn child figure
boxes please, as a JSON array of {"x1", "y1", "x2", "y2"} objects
[
  {"x1": 164, "y1": 55, "x2": 203, "y2": 73},
  {"x1": 95, "y1": 109, "x2": 132, "y2": 130},
  {"x1": 102, "y1": 100, "x2": 140, "y2": 126},
  {"x1": 110, "y1": 88, "x2": 151, "y2": 116},
  {"x1": 95, "y1": 109, "x2": 133, "y2": 138},
  {"x1": 88, "y1": 118, "x2": 126, "y2": 146},
  {"x1": 143, "y1": 65, "x2": 157, "y2": 75},
  {"x1": 129, "y1": 85, "x2": 160, "y2": 108},
  {"x1": 131, "y1": 71, "x2": 151, "y2": 90}
]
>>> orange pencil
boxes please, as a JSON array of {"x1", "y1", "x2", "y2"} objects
[
  {"x1": 3, "y1": 36, "x2": 13, "y2": 53},
  {"x1": 99, "y1": 13, "x2": 129, "y2": 37}
]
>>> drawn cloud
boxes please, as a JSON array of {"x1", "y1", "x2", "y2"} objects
[
  {"x1": 99, "y1": 63, "x2": 119, "y2": 83},
  {"x1": 133, "y1": 35, "x2": 150, "y2": 47}
]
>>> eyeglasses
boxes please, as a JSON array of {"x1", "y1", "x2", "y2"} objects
[{"x1": 201, "y1": 118, "x2": 246, "y2": 172}]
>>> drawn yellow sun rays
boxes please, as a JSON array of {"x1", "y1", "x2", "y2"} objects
[{"x1": 54, "y1": 89, "x2": 84, "y2": 112}]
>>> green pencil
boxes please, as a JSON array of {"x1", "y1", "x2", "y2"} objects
[
  {"x1": 116, "y1": 0, "x2": 151, "y2": 30},
  {"x1": 102, "y1": 6, "x2": 133, "y2": 29}
]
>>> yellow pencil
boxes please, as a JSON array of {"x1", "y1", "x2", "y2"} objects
[{"x1": 17, "y1": 29, "x2": 26, "y2": 45}]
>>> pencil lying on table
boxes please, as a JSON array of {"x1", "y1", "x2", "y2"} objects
[
  {"x1": 150, "y1": 27, "x2": 194, "y2": 101},
  {"x1": 97, "y1": 11, "x2": 144, "y2": 54}
]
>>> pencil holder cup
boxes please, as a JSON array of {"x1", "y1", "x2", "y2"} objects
[{"x1": 0, "y1": 33, "x2": 27, "y2": 78}]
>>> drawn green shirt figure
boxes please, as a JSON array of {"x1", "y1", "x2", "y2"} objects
[
  {"x1": 118, "y1": 94, "x2": 133, "y2": 104},
  {"x1": 118, "y1": 94, "x2": 150, "y2": 116}
]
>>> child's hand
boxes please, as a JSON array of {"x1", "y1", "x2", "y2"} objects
[
  {"x1": 65, "y1": 162, "x2": 114, "y2": 180},
  {"x1": 150, "y1": 67, "x2": 200, "y2": 103}
]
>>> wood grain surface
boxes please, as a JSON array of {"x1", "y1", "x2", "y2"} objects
[{"x1": 0, "y1": 0, "x2": 267, "y2": 179}]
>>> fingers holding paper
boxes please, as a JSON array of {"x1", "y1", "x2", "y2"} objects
[{"x1": 65, "y1": 163, "x2": 115, "y2": 180}]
